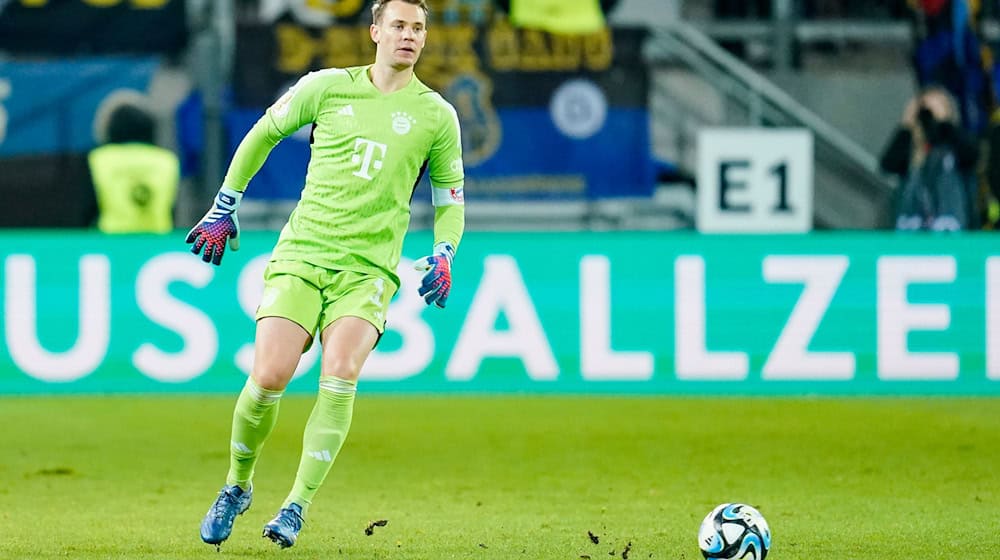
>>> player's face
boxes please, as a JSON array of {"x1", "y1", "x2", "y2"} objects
[{"x1": 371, "y1": 1, "x2": 427, "y2": 70}]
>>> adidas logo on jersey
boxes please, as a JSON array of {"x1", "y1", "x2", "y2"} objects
[{"x1": 338, "y1": 105, "x2": 354, "y2": 116}]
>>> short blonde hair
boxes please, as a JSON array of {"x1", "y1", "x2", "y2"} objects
[{"x1": 371, "y1": 0, "x2": 429, "y2": 24}]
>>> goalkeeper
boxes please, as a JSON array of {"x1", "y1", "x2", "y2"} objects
[{"x1": 189, "y1": 0, "x2": 464, "y2": 549}]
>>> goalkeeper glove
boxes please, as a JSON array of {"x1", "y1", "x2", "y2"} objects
[
  {"x1": 186, "y1": 187, "x2": 242, "y2": 266},
  {"x1": 413, "y1": 242, "x2": 455, "y2": 308}
]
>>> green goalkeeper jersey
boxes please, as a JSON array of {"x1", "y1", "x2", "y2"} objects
[{"x1": 228, "y1": 65, "x2": 465, "y2": 289}]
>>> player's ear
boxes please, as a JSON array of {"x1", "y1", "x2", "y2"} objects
[{"x1": 370, "y1": 24, "x2": 379, "y2": 44}]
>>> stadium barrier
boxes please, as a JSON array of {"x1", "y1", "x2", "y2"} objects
[{"x1": 0, "y1": 230, "x2": 996, "y2": 395}]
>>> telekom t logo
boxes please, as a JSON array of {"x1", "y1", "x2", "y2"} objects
[{"x1": 352, "y1": 138, "x2": 388, "y2": 180}]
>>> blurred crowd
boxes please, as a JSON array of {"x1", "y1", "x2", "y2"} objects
[{"x1": 877, "y1": 0, "x2": 1000, "y2": 231}]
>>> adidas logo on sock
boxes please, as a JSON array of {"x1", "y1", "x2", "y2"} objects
[
  {"x1": 232, "y1": 441, "x2": 252, "y2": 454},
  {"x1": 308, "y1": 449, "x2": 332, "y2": 462}
]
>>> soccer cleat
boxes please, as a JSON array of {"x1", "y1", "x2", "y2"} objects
[
  {"x1": 262, "y1": 503, "x2": 305, "y2": 548},
  {"x1": 200, "y1": 484, "x2": 253, "y2": 546}
]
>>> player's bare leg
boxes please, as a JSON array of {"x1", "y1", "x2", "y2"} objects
[
  {"x1": 263, "y1": 316, "x2": 378, "y2": 548},
  {"x1": 201, "y1": 317, "x2": 311, "y2": 548}
]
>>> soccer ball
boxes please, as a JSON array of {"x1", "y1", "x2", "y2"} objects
[{"x1": 697, "y1": 503, "x2": 771, "y2": 560}]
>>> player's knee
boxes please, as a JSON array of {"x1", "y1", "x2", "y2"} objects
[
  {"x1": 252, "y1": 365, "x2": 295, "y2": 391},
  {"x1": 320, "y1": 355, "x2": 363, "y2": 381}
]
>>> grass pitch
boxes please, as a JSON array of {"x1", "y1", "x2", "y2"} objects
[{"x1": 1, "y1": 395, "x2": 998, "y2": 559}]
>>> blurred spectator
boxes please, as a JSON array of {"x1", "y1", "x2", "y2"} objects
[
  {"x1": 86, "y1": 101, "x2": 179, "y2": 233},
  {"x1": 908, "y1": 0, "x2": 993, "y2": 134},
  {"x1": 879, "y1": 86, "x2": 979, "y2": 230},
  {"x1": 494, "y1": 0, "x2": 620, "y2": 33}
]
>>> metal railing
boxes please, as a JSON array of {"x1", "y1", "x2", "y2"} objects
[
  {"x1": 689, "y1": 19, "x2": 912, "y2": 45},
  {"x1": 646, "y1": 22, "x2": 895, "y2": 228}
]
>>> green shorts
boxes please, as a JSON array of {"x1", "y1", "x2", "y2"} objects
[{"x1": 255, "y1": 259, "x2": 396, "y2": 337}]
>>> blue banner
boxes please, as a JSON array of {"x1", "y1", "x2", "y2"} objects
[{"x1": 0, "y1": 57, "x2": 159, "y2": 157}]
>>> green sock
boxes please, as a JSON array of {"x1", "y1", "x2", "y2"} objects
[
  {"x1": 226, "y1": 378, "x2": 283, "y2": 489},
  {"x1": 284, "y1": 376, "x2": 356, "y2": 514}
]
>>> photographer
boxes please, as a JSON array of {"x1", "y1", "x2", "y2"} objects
[{"x1": 879, "y1": 86, "x2": 979, "y2": 230}]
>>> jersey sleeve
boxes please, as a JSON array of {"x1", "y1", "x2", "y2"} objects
[
  {"x1": 265, "y1": 69, "x2": 339, "y2": 136},
  {"x1": 427, "y1": 95, "x2": 465, "y2": 207},
  {"x1": 220, "y1": 116, "x2": 283, "y2": 192}
]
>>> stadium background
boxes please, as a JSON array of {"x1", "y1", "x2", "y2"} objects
[{"x1": 1, "y1": 1, "x2": 999, "y2": 559}]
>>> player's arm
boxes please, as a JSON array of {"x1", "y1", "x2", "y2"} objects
[
  {"x1": 186, "y1": 71, "x2": 331, "y2": 265},
  {"x1": 414, "y1": 98, "x2": 465, "y2": 308}
]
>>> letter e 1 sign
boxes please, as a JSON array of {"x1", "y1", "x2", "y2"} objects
[{"x1": 696, "y1": 128, "x2": 813, "y2": 233}]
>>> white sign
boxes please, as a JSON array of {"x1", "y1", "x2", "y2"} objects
[
  {"x1": 697, "y1": 128, "x2": 814, "y2": 233},
  {"x1": 550, "y1": 79, "x2": 607, "y2": 140}
]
